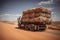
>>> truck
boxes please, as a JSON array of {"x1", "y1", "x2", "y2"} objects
[{"x1": 18, "y1": 7, "x2": 52, "y2": 31}]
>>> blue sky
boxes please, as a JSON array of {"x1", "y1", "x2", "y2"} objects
[{"x1": 0, "y1": 0, "x2": 60, "y2": 21}]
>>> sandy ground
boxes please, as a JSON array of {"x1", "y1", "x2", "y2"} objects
[{"x1": 0, "y1": 22, "x2": 60, "y2": 40}]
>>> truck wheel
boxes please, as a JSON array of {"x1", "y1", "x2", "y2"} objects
[
  {"x1": 30, "y1": 25, "x2": 39, "y2": 31},
  {"x1": 33, "y1": 25, "x2": 39, "y2": 31},
  {"x1": 42, "y1": 25, "x2": 46, "y2": 31},
  {"x1": 29, "y1": 24, "x2": 36, "y2": 31},
  {"x1": 30, "y1": 26, "x2": 34, "y2": 31},
  {"x1": 37, "y1": 26, "x2": 40, "y2": 30},
  {"x1": 25, "y1": 25, "x2": 29, "y2": 30}
]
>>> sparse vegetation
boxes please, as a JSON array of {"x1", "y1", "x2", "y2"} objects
[
  {"x1": 1, "y1": 21, "x2": 17, "y2": 24},
  {"x1": 48, "y1": 21, "x2": 60, "y2": 31}
]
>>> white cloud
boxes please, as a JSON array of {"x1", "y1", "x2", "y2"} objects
[
  {"x1": 0, "y1": 14, "x2": 21, "y2": 21},
  {"x1": 0, "y1": 14, "x2": 21, "y2": 17},
  {"x1": 4, "y1": 14, "x2": 10, "y2": 16},
  {"x1": 47, "y1": 7, "x2": 54, "y2": 11},
  {"x1": 38, "y1": 0, "x2": 54, "y2": 12},
  {"x1": 51, "y1": 12, "x2": 59, "y2": 21},
  {"x1": 0, "y1": 14, "x2": 9, "y2": 16},
  {"x1": 38, "y1": 0, "x2": 54, "y2": 5}
]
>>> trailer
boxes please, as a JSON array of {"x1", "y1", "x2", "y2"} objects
[{"x1": 18, "y1": 7, "x2": 52, "y2": 31}]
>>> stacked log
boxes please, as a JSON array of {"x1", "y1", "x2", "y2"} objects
[
  {"x1": 21, "y1": 18, "x2": 29, "y2": 22},
  {"x1": 21, "y1": 7, "x2": 51, "y2": 24}
]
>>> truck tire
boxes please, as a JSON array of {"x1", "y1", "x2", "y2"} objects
[
  {"x1": 37, "y1": 26, "x2": 40, "y2": 30},
  {"x1": 25, "y1": 25, "x2": 29, "y2": 30},
  {"x1": 30, "y1": 26, "x2": 34, "y2": 31},
  {"x1": 42, "y1": 25, "x2": 46, "y2": 31},
  {"x1": 29, "y1": 25, "x2": 40, "y2": 31},
  {"x1": 39, "y1": 24, "x2": 46, "y2": 31}
]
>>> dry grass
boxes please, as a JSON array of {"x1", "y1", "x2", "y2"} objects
[
  {"x1": 0, "y1": 21, "x2": 17, "y2": 25},
  {"x1": 48, "y1": 21, "x2": 60, "y2": 31}
]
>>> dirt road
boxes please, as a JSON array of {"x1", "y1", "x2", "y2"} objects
[{"x1": 0, "y1": 22, "x2": 60, "y2": 40}]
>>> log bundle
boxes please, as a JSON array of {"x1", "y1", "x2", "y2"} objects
[{"x1": 21, "y1": 7, "x2": 51, "y2": 24}]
